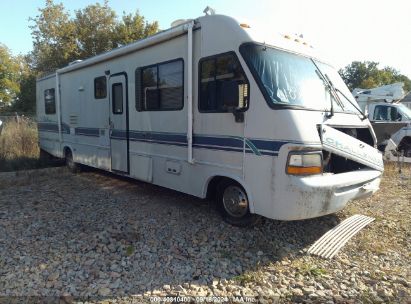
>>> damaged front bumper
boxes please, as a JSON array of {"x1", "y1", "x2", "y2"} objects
[{"x1": 273, "y1": 169, "x2": 381, "y2": 221}]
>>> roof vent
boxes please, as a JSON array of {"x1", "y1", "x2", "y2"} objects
[
  {"x1": 170, "y1": 19, "x2": 192, "y2": 27},
  {"x1": 203, "y1": 6, "x2": 216, "y2": 16}
]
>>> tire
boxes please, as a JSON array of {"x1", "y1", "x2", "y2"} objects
[
  {"x1": 65, "y1": 149, "x2": 81, "y2": 173},
  {"x1": 398, "y1": 140, "x2": 411, "y2": 158},
  {"x1": 216, "y1": 179, "x2": 260, "y2": 227}
]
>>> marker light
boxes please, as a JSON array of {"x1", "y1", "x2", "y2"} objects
[{"x1": 286, "y1": 152, "x2": 322, "y2": 175}]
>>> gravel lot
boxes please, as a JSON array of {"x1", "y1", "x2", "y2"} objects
[{"x1": 0, "y1": 164, "x2": 410, "y2": 303}]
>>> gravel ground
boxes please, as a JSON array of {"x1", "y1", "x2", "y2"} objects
[{"x1": 0, "y1": 164, "x2": 410, "y2": 303}]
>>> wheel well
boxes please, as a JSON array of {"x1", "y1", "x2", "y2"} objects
[
  {"x1": 206, "y1": 176, "x2": 243, "y2": 200},
  {"x1": 398, "y1": 136, "x2": 411, "y2": 150},
  {"x1": 63, "y1": 146, "x2": 72, "y2": 158}
]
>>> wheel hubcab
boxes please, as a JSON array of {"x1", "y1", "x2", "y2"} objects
[{"x1": 222, "y1": 185, "x2": 249, "y2": 218}]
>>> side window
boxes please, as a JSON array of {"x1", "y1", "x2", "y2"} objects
[
  {"x1": 142, "y1": 66, "x2": 158, "y2": 110},
  {"x1": 388, "y1": 106, "x2": 401, "y2": 121},
  {"x1": 138, "y1": 59, "x2": 184, "y2": 111},
  {"x1": 112, "y1": 83, "x2": 123, "y2": 114},
  {"x1": 44, "y1": 89, "x2": 56, "y2": 114},
  {"x1": 94, "y1": 76, "x2": 107, "y2": 99},
  {"x1": 199, "y1": 52, "x2": 249, "y2": 112},
  {"x1": 373, "y1": 105, "x2": 388, "y2": 121},
  {"x1": 159, "y1": 61, "x2": 184, "y2": 110},
  {"x1": 374, "y1": 105, "x2": 402, "y2": 121}
]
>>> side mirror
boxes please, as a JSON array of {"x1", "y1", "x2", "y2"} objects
[{"x1": 221, "y1": 80, "x2": 245, "y2": 123}]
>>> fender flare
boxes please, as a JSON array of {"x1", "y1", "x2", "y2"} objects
[{"x1": 202, "y1": 173, "x2": 255, "y2": 214}]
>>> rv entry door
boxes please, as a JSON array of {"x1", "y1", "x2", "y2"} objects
[{"x1": 109, "y1": 73, "x2": 129, "y2": 173}]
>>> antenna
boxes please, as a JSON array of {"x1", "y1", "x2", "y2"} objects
[{"x1": 203, "y1": 6, "x2": 216, "y2": 16}]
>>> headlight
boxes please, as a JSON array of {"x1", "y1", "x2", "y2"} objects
[{"x1": 286, "y1": 152, "x2": 322, "y2": 175}]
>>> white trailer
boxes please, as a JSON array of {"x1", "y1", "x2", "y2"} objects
[{"x1": 37, "y1": 12, "x2": 383, "y2": 226}]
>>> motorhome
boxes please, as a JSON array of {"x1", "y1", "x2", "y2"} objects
[{"x1": 36, "y1": 11, "x2": 383, "y2": 226}]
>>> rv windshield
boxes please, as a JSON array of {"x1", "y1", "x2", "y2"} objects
[{"x1": 240, "y1": 43, "x2": 358, "y2": 113}]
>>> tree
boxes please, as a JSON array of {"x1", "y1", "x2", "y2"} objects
[
  {"x1": 339, "y1": 61, "x2": 411, "y2": 92},
  {"x1": 0, "y1": 44, "x2": 20, "y2": 107},
  {"x1": 74, "y1": 1, "x2": 117, "y2": 58},
  {"x1": 30, "y1": 0, "x2": 159, "y2": 74},
  {"x1": 114, "y1": 11, "x2": 159, "y2": 47},
  {"x1": 29, "y1": 0, "x2": 78, "y2": 74},
  {"x1": 12, "y1": 55, "x2": 37, "y2": 112}
]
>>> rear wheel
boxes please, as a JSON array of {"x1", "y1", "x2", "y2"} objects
[
  {"x1": 65, "y1": 149, "x2": 80, "y2": 173},
  {"x1": 216, "y1": 180, "x2": 260, "y2": 227}
]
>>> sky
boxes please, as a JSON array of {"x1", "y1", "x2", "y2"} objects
[{"x1": 0, "y1": 0, "x2": 411, "y2": 77}]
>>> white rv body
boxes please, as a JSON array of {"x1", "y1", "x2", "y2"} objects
[{"x1": 36, "y1": 14, "x2": 383, "y2": 221}]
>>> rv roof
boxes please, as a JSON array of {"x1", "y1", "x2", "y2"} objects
[{"x1": 40, "y1": 14, "x2": 329, "y2": 78}]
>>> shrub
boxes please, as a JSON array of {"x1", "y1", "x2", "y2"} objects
[{"x1": 0, "y1": 118, "x2": 40, "y2": 171}]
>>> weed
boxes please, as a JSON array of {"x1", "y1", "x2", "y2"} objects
[
  {"x1": 297, "y1": 262, "x2": 327, "y2": 277},
  {"x1": 232, "y1": 273, "x2": 256, "y2": 284},
  {"x1": 126, "y1": 245, "x2": 135, "y2": 256}
]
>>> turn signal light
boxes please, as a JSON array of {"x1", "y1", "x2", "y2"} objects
[{"x1": 287, "y1": 165, "x2": 322, "y2": 175}]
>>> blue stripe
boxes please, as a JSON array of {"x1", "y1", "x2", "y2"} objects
[
  {"x1": 193, "y1": 136, "x2": 243, "y2": 149},
  {"x1": 112, "y1": 129, "x2": 127, "y2": 139},
  {"x1": 129, "y1": 131, "x2": 187, "y2": 144},
  {"x1": 125, "y1": 131, "x2": 293, "y2": 156},
  {"x1": 38, "y1": 122, "x2": 70, "y2": 134},
  {"x1": 251, "y1": 139, "x2": 290, "y2": 152},
  {"x1": 75, "y1": 127, "x2": 100, "y2": 137},
  {"x1": 38, "y1": 124, "x2": 311, "y2": 157}
]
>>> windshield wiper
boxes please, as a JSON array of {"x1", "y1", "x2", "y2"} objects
[
  {"x1": 312, "y1": 59, "x2": 367, "y2": 120},
  {"x1": 331, "y1": 86, "x2": 368, "y2": 120},
  {"x1": 312, "y1": 60, "x2": 343, "y2": 118}
]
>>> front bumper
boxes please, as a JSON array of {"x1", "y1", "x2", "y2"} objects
[{"x1": 272, "y1": 169, "x2": 381, "y2": 220}]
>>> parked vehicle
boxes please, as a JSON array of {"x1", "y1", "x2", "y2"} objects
[
  {"x1": 353, "y1": 83, "x2": 411, "y2": 158},
  {"x1": 36, "y1": 10, "x2": 383, "y2": 226}
]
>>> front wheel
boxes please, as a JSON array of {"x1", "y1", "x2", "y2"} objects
[
  {"x1": 216, "y1": 180, "x2": 260, "y2": 227},
  {"x1": 65, "y1": 149, "x2": 81, "y2": 173}
]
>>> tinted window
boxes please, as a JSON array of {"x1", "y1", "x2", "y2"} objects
[
  {"x1": 139, "y1": 59, "x2": 183, "y2": 111},
  {"x1": 44, "y1": 89, "x2": 56, "y2": 114},
  {"x1": 199, "y1": 53, "x2": 249, "y2": 112},
  {"x1": 142, "y1": 66, "x2": 158, "y2": 110},
  {"x1": 112, "y1": 83, "x2": 123, "y2": 114},
  {"x1": 94, "y1": 76, "x2": 107, "y2": 99},
  {"x1": 373, "y1": 105, "x2": 402, "y2": 121},
  {"x1": 159, "y1": 61, "x2": 183, "y2": 110}
]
